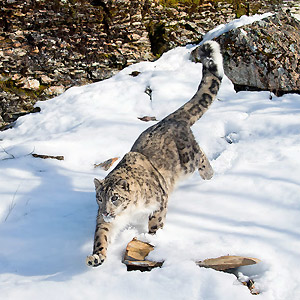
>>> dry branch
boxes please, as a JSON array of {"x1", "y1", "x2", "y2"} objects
[
  {"x1": 32, "y1": 153, "x2": 64, "y2": 160},
  {"x1": 129, "y1": 71, "x2": 141, "y2": 77},
  {"x1": 0, "y1": 145, "x2": 15, "y2": 160},
  {"x1": 94, "y1": 157, "x2": 119, "y2": 171},
  {"x1": 4, "y1": 184, "x2": 20, "y2": 222},
  {"x1": 138, "y1": 116, "x2": 157, "y2": 122},
  {"x1": 242, "y1": 279, "x2": 260, "y2": 295}
]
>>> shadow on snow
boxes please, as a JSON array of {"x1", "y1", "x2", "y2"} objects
[{"x1": 0, "y1": 154, "x2": 96, "y2": 280}]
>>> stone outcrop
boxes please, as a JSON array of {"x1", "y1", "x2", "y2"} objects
[
  {"x1": 0, "y1": 0, "x2": 149, "y2": 128},
  {"x1": 217, "y1": 9, "x2": 300, "y2": 95},
  {"x1": 1, "y1": 0, "x2": 299, "y2": 129}
]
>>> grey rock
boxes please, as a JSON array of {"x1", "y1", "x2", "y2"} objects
[{"x1": 217, "y1": 10, "x2": 300, "y2": 95}]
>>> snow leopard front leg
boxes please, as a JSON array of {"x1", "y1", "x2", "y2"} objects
[
  {"x1": 86, "y1": 210, "x2": 113, "y2": 267},
  {"x1": 148, "y1": 196, "x2": 168, "y2": 234}
]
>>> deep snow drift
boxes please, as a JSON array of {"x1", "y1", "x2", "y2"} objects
[{"x1": 1, "y1": 13, "x2": 300, "y2": 300}]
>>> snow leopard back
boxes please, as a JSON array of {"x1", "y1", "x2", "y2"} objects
[{"x1": 131, "y1": 41, "x2": 223, "y2": 189}]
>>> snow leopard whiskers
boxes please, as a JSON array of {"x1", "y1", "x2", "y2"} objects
[{"x1": 86, "y1": 40, "x2": 224, "y2": 267}]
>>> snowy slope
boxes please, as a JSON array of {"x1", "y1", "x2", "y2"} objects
[{"x1": 1, "y1": 14, "x2": 300, "y2": 300}]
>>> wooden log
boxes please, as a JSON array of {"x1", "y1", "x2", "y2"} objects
[
  {"x1": 196, "y1": 255, "x2": 261, "y2": 271},
  {"x1": 122, "y1": 238, "x2": 163, "y2": 271},
  {"x1": 122, "y1": 238, "x2": 261, "y2": 294}
]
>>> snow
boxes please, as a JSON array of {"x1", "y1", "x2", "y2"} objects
[
  {"x1": 200, "y1": 12, "x2": 273, "y2": 43},
  {"x1": 1, "y1": 14, "x2": 300, "y2": 300}
]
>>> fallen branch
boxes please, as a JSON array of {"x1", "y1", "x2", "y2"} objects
[
  {"x1": 138, "y1": 116, "x2": 157, "y2": 122},
  {"x1": 94, "y1": 157, "x2": 119, "y2": 171},
  {"x1": 32, "y1": 153, "x2": 64, "y2": 160},
  {"x1": 129, "y1": 71, "x2": 141, "y2": 77},
  {"x1": 4, "y1": 184, "x2": 20, "y2": 222},
  {"x1": 0, "y1": 145, "x2": 15, "y2": 160},
  {"x1": 4, "y1": 201, "x2": 16, "y2": 222},
  {"x1": 242, "y1": 279, "x2": 259, "y2": 295}
]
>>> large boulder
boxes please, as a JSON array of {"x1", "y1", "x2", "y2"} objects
[{"x1": 217, "y1": 10, "x2": 300, "y2": 95}]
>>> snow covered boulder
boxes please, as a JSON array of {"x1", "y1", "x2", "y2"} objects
[{"x1": 217, "y1": 10, "x2": 300, "y2": 95}]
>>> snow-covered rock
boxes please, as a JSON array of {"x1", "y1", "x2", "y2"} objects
[{"x1": 217, "y1": 10, "x2": 300, "y2": 95}]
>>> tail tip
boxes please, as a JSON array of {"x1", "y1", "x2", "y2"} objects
[{"x1": 191, "y1": 41, "x2": 224, "y2": 78}]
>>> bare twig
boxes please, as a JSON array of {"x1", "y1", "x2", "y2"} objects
[
  {"x1": 144, "y1": 86, "x2": 153, "y2": 101},
  {"x1": 0, "y1": 146, "x2": 36, "y2": 160},
  {"x1": 4, "y1": 184, "x2": 20, "y2": 222},
  {"x1": 0, "y1": 145, "x2": 15, "y2": 160},
  {"x1": 26, "y1": 147, "x2": 35, "y2": 157},
  {"x1": 241, "y1": 279, "x2": 260, "y2": 295}
]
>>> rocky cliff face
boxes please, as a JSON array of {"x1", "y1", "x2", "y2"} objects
[
  {"x1": 0, "y1": 0, "x2": 299, "y2": 129},
  {"x1": 217, "y1": 9, "x2": 300, "y2": 95}
]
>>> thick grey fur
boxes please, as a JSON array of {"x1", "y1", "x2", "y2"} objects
[{"x1": 87, "y1": 41, "x2": 223, "y2": 267}]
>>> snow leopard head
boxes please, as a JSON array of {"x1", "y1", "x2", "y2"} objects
[{"x1": 94, "y1": 177, "x2": 131, "y2": 222}]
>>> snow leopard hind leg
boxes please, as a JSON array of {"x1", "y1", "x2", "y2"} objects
[
  {"x1": 196, "y1": 145, "x2": 214, "y2": 180},
  {"x1": 170, "y1": 41, "x2": 223, "y2": 180},
  {"x1": 174, "y1": 126, "x2": 214, "y2": 180},
  {"x1": 158, "y1": 40, "x2": 222, "y2": 181}
]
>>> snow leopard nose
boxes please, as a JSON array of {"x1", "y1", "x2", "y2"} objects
[{"x1": 102, "y1": 212, "x2": 114, "y2": 223}]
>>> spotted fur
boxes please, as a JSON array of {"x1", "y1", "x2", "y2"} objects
[{"x1": 86, "y1": 41, "x2": 223, "y2": 267}]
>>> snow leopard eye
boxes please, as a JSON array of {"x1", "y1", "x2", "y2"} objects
[
  {"x1": 111, "y1": 195, "x2": 121, "y2": 206},
  {"x1": 111, "y1": 195, "x2": 118, "y2": 202}
]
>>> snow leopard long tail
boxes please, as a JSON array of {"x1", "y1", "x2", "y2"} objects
[{"x1": 165, "y1": 41, "x2": 223, "y2": 127}]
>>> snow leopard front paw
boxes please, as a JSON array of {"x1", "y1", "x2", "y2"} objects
[
  {"x1": 86, "y1": 253, "x2": 106, "y2": 267},
  {"x1": 199, "y1": 166, "x2": 214, "y2": 180}
]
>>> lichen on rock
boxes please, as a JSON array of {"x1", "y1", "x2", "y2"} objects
[{"x1": 217, "y1": 9, "x2": 300, "y2": 95}]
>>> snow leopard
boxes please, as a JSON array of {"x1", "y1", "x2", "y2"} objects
[{"x1": 86, "y1": 41, "x2": 224, "y2": 267}]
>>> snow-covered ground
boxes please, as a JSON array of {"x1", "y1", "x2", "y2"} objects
[{"x1": 1, "y1": 14, "x2": 300, "y2": 300}]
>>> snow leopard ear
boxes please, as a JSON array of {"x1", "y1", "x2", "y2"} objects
[
  {"x1": 118, "y1": 179, "x2": 130, "y2": 192},
  {"x1": 94, "y1": 178, "x2": 104, "y2": 190}
]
